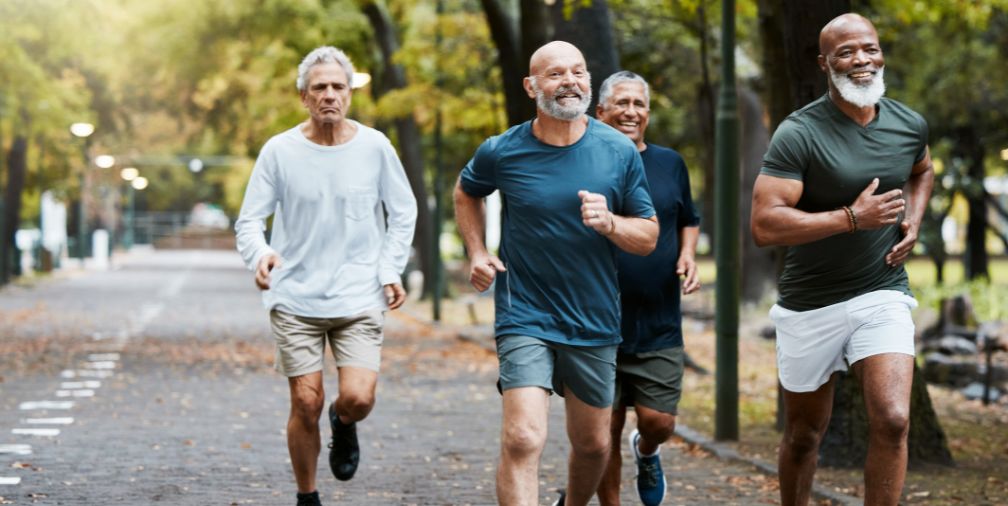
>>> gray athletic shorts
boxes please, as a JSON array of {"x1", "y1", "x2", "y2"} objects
[
  {"x1": 269, "y1": 309, "x2": 384, "y2": 377},
  {"x1": 614, "y1": 346, "x2": 684, "y2": 415},
  {"x1": 496, "y1": 334, "x2": 618, "y2": 408}
]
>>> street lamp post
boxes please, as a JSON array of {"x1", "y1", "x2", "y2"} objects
[
  {"x1": 120, "y1": 167, "x2": 139, "y2": 249},
  {"x1": 70, "y1": 123, "x2": 95, "y2": 262}
]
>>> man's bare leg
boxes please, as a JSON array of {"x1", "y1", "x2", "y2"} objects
[
  {"x1": 779, "y1": 375, "x2": 836, "y2": 506},
  {"x1": 853, "y1": 353, "x2": 914, "y2": 506},
  {"x1": 596, "y1": 405, "x2": 627, "y2": 506},
  {"x1": 497, "y1": 387, "x2": 550, "y2": 506},
  {"x1": 564, "y1": 390, "x2": 612, "y2": 506},
  {"x1": 333, "y1": 366, "x2": 378, "y2": 423},
  {"x1": 288, "y1": 371, "x2": 325, "y2": 493}
]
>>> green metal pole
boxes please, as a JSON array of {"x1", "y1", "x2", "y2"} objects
[
  {"x1": 431, "y1": 0, "x2": 445, "y2": 322},
  {"x1": 77, "y1": 141, "x2": 89, "y2": 261},
  {"x1": 714, "y1": 0, "x2": 740, "y2": 441},
  {"x1": 124, "y1": 185, "x2": 135, "y2": 250}
]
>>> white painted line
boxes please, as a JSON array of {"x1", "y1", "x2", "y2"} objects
[
  {"x1": 56, "y1": 390, "x2": 94, "y2": 398},
  {"x1": 0, "y1": 444, "x2": 32, "y2": 455},
  {"x1": 12, "y1": 428, "x2": 60, "y2": 437},
  {"x1": 85, "y1": 361, "x2": 116, "y2": 370},
  {"x1": 75, "y1": 370, "x2": 113, "y2": 378},
  {"x1": 88, "y1": 353, "x2": 120, "y2": 361},
  {"x1": 61, "y1": 370, "x2": 76, "y2": 378},
  {"x1": 24, "y1": 417, "x2": 74, "y2": 425},
  {"x1": 60, "y1": 381, "x2": 101, "y2": 389},
  {"x1": 0, "y1": 477, "x2": 21, "y2": 485},
  {"x1": 19, "y1": 401, "x2": 74, "y2": 410}
]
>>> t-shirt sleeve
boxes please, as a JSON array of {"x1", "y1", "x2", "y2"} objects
[
  {"x1": 621, "y1": 150, "x2": 656, "y2": 218},
  {"x1": 914, "y1": 113, "x2": 929, "y2": 164},
  {"x1": 677, "y1": 157, "x2": 701, "y2": 228},
  {"x1": 459, "y1": 136, "x2": 499, "y2": 198},
  {"x1": 761, "y1": 119, "x2": 808, "y2": 181}
]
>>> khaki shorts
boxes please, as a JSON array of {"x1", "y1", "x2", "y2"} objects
[
  {"x1": 615, "y1": 346, "x2": 684, "y2": 415},
  {"x1": 269, "y1": 309, "x2": 384, "y2": 377}
]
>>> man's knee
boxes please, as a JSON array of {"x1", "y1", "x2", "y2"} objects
[
  {"x1": 338, "y1": 392, "x2": 376, "y2": 420},
  {"x1": 870, "y1": 406, "x2": 910, "y2": 444},
  {"x1": 501, "y1": 423, "x2": 547, "y2": 458},
  {"x1": 637, "y1": 411, "x2": 676, "y2": 442},
  {"x1": 570, "y1": 429, "x2": 611, "y2": 460},
  {"x1": 290, "y1": 388, "x2": 325, "y2": 422},
  {"x1": 783, "y1": 421, "x2": 826, "y2": 456}
]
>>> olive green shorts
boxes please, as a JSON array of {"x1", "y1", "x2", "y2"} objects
[
  {"x1": 614, "y1": 346, "x2": 684, "y2": 415},
  {"x1": 496, "y1": 335, "x2": 618, "y2": 408}
]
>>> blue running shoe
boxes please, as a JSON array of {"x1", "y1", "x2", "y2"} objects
[{"x1": 629, "y1": 429, "x2": 666, "y2": 506}]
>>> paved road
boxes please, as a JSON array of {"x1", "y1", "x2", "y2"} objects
[{"x1": 0, "y1": 250, "x2": 783, "y2": 505}]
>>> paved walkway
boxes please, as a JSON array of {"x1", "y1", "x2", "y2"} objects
[{"x1": 0, "y1": 250, "x2": 794, "y2": 505}]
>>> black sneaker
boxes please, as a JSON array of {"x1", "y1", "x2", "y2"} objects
[
  {"x1": 296, "y1": 490, "x2": 321, "y2": 506},
  {"x1": 328, "y1": 402, "x2": 360, "y2": 481},
  {"x1": 551, "y1": 489, "x2": 566, "y2": 506}
]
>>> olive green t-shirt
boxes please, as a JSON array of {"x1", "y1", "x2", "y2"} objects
[{"x1": 760, "y1": 94, "x2": 928, "y2": 311}]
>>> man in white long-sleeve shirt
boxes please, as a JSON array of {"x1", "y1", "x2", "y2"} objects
[{"x1": 234, "y1": 46, "x2": 417, "y2": 506}]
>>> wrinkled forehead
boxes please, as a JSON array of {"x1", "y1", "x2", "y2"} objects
[
  {"x1": 305, "y1": 62, "x2": 349, "y2": 87},
  {"x1": 820, "y1": 16, "x2": 879, "y2": 54},
  {"x1": 608, "y1": 82, "x2": 648, "y2": 104}
]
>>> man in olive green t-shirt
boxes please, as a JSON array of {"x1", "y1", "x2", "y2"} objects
[{"x1": 751, "y1": 13, "x2": 934, "y2": 506}]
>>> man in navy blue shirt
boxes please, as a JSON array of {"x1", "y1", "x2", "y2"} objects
[
  {"x1": 595, "y1": 71, "x2": 701, "y2": 506},
  {"x1": 454, "y1": 42, "x2": 659, "y2": 506}
]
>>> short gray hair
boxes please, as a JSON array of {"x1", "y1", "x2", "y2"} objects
[
  {"x1": 598, "y1": 71, "x2": 650, "y2": 109},
  {"x1": 296, "y1": 46, "x2": 355, "y2": 91}
]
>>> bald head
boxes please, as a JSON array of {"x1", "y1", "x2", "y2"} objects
[
  {"x1": 529, "y1": 41, "x2": 585, "y2": 76},
  {"x1": 819, "y1": 13, "x2": 878, "y2": 55}
]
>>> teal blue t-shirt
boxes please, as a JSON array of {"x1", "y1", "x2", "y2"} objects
[{"x1": 460, "y1": 118, "x2": 656, "y2": 346}]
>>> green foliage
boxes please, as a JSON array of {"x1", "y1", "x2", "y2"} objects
[{"x1": 915, "y1": 279, "x2": 1008, "y2": 323}]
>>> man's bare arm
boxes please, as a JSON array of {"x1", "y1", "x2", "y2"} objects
[
  {"x1": 454, "y1": 178, "x2": 505, "y2": 291},
  {"x1": 885, "y1": 146, "x2": 935, "y2": 266}
]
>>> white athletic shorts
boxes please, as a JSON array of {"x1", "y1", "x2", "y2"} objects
[{"x1": 769, "y1": 289, "x2": 917, "y2": 393}]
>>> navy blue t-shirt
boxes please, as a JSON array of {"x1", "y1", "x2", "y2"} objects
[
  {"x1": 459, "y1": 118, "x2": 655, "y2": 346},
  {"x1": 617, "y1": 144, "x2": 700, "y2": 353}
]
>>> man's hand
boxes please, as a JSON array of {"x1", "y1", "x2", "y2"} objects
[
  {"x1": 886, "y1": 221, "x2": 917, "y2": 267},
  {"x1": 850, "y1": 178, "x2": 905, "y2": 230},
  {"x1": 578, "y1": 190, "x2": 615, "y2": 235},
  {"x1": 677, "y1": 255, "x2": 700, "y2": 294},
  {"x1": 384, "y1": 283, "x2": 406, "y2": 310},
  {"x1": 469, "y1": 252, "x2": 506, "y2": 292},
  {"x1": 255, "y1": 253, "x2": 282, "y2": 290}
]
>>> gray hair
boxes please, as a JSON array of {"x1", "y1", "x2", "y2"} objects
[
  {"x1": 598, "y1": 71, "x2": 650, "y2": 109},
  {"x1": 296, "y1": 46, "x2": 355, "y2": 91}
]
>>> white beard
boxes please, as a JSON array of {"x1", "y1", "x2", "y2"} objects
[
  {"x1": 830, "y1": 66, "x2": 886, "y2": 108},
  {"x1": 531, "y1": 78, "x2": 591, "y2": 121}
]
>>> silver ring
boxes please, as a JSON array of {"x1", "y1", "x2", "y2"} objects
[{"x1": 592, "y1": 210, "x2": 598, "y2": 219}]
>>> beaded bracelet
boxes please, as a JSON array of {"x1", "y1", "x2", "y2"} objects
[{"x1": 842, "y1": 205, "x2": 858, "y2": 232}]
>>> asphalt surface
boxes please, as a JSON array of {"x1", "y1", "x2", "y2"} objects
[{"x1": 0, "y1": 249, "x2": 788, "y2": 505}]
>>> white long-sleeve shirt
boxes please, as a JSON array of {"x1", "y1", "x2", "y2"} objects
[{"x1": 235, "y1": 121, "x2": 417, "y2": 317}]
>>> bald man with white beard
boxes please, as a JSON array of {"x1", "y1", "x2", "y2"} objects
[
  {"x1": 751, "y1": 13, "x2": 935, "y2": 506},
  {"x1": 454, "y1": 41, "x2": 659, "y2": 506}
]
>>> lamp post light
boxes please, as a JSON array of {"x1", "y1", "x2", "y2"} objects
[
  {"x1": 70, "y1": 122, "x2": 95, "y2": 261},
  {"x1": 120, "y1": 167, "x2": 138, "y2": 249}
]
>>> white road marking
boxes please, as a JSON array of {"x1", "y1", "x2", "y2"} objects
[
  {"x1": 85, "y1": 361, "x2": 116, "y2": 370},
  {"x1": 60, "y1": 381, "x2": 101, "y2": 389},
  {"x1": 74, "y1": 370, "x2": 113, "y2": 378},
  {"x1": 12, "y1": 428, "x2": 60, "y2": 437},
  {"x1": 23, "y1": 417, "x2": 74, "y2": 425},
  {"x1": 0, "y1": 477, "x2": 21, "y2": 485},
  {"x1": 56, "y1": 390, "x2": 94, "y2": 398},
  {"x1": 18, "y1": 401, "x2": 74, "y2": 410},
  {"x1": 0, "y1": 444, "x2": 32, "y2": 455},
  {"x1": 88, "y1": 353, "x2": 120, "y2": 361}
]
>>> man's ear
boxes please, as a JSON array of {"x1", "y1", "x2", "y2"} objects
[
  {"x1": 817, "y1": 54, "x2": 828, "y2": 74},
  {"x1": 523, "y1": 77, "x2": 536, "y2": 99}
]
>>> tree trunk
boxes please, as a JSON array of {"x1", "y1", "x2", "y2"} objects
[
  {"x1": 3, "y1": 135, "x2": 27, "y2": 281},
  {"x1": 549, "y1": 0, "x2": 619, "y2": 116},
  {"x1": 480, "y1": 0, "x2": 549, "y2": 126},
  {"x1": 819, "y1": 366, "x2": 954, "y2": 468},
  {"x1": 362, "y1": 0, "x2": 433, "y2": 291},
  {"x1": 697, "y1": 4, "x2": 716, "y2": 247},
  {"x1": 738, "y1": 85, "x2": 775, "y2": 303},
  {"x1": 957, "y1": 126, "x2": 989, "y2": 280}
]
